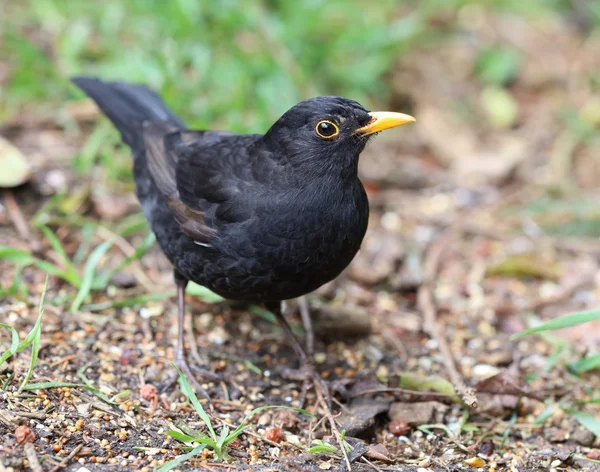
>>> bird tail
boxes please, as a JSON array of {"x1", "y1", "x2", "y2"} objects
[{"x1": 70, "y1": 76, "x2": 186, "y2": 154}]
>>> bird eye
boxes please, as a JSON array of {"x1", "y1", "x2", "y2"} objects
[{"x1": 315, "y1": 120, "x2": 339, "y2": 139}]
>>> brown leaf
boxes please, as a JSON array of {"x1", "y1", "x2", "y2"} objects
[
  {"x1": 365, "y1": 443, "x2": 393, "y2": 462},
  {"x1": 338, "y1": 399, "x2": 392, "y2": 437},
  {"x1": 475, "y1": 370, "x2": 545, "y2": 401}
]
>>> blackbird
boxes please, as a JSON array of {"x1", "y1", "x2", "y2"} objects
[{"x1": 71, "y1": 76, "x2": 415, "y2": 399}]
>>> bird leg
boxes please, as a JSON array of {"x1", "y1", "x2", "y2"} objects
[
  {"x1": 266, "y1": 301, "x2": 331, "y2": 408},
  {"x1": 162, "y1": 272, "x2": 220, "y2": 400},
  {"x1": 297, "y1": 296, "x2": 314, "y2": 356}
]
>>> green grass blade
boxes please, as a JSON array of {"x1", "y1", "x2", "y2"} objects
[
  {"x1": 76, "y1": 364, "x2": 119, "y2": 405},
  {"x1": 92, "y1": 231, "x2": 155, "y2": 290},
  {"x1": 71, "y1": 239, "x2": 115, "y2": 311},
  {"x1": 534, "y1": 405, "x2": 559, "y2": 425},
  {"x1": 568, "y1": 354, "x2": 600, "y2": 374},
  {"x1": 18, "y1": 276, "x2": 48, "y2": 391},
  {"x1": 156, "y1": 444, "x2": 206, "y2": 472},
  {"x1": 22, "y1": 381, "x2": 90, "y2": 390},
  {"x1": 564, "y1": 408, "x2": 600, "y2": 436},
  {"x1": 511, "y1": 309, "x2": 600, "y2": 340},
  {"x1": 166, "y1": 431, "x2": 203, "y2": 443},
  {"x1": 39, "y1": 225, "x2": 80, "y2": 285},
  {"x1": 176, "y1": 367, "x2": 217, "y2": 441},
  {"x1": 0, "y1": 246, "x2": 34, "y2": 263},
  {"x1": 186, "y1": 282, "x2": 225, "y2": 304},
  {"x1": 216, "y1": 425, "x2": 230, "y2": 449},
  {"x1": 0, "y1": 323, "x2": 20, "y2": 366}
]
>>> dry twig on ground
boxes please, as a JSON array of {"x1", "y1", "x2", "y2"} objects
[{"x1": 417, "y1": 227, "x2": 478, "y2": 409}]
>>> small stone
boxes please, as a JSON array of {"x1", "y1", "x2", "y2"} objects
[
  {"x1": 265, "y1": 427, "x2": 284, "y2": 443},
  {"x1": 389, "y1": 401, "x2": 448, "y2": 426},
  {"x1": 110, "y1": 272, "x2": 137, "y2": 288},
  {"x1": 15, "y1": 425, "x2": 35, "y2": 444},
  {"x1": 257, "y1": 412, "x2": 271, "y2": 426},
  {"x1": 207, "y1": 326, "x2": 229, "y2": 345},
  {"x1": 314, "y1": 352, "x2": 327, "y2": 364},
  {"x1": 472, "y1": 364, "x2": 500, "y2": 378},
  {"x1": 550, "y1": 460, "x2": 561, "y2": 467},
  {"x1": 572, "y1": 427, "x2": 595, "y2": 447},
  {"x1": 139, "y1": 384, "x2": 158, "y2": 401}
]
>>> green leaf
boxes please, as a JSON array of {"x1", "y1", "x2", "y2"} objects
[
  {"x1": 39, "y1": 225, "x2": 80, "y2": 286},
  {"x1": 18, "y1": 276, "x2": 47, "y2": 391},
  {"x1": 0, "y1": 246, "x2": 34, "y2": 263},
  {"x1": 511, "y1": 309, "x2": 600, "y2": 340},
  {"x1": 307, "y1": 444, "x2": 338, "y2": 454},
  {"x1": 156, "y1": 444, "x2": 206, "y2": 472},
  {"x1": 564, "y1": 408, "x2": 600, "y2": 437},
  {"x1": 217, "y1": 425, "x2": 230, "y2": 449},
  {"x1": 176, "y1": 367, "x2": 216, "y2": 441},
  {"x1": 0, "y1": 323, "x2": 20, "y2": 367},
  {"x1": 534, "y1": 405, "x2": 559, "y2": 425},
  {"x1": 166, "y1": 430, "x2": 203, "y2": 443},
  {"x1": 417, "y1": 423, "x2": 454, "y2": 438},
  {"x1": 71, "y1": 238, "x2": 116, "y2": 311},
  {"x1": 475, "y1": 46, "x2": 521, "y2": 86},
  {"x1": 186, "y1": 282, "x2": 224, "y2": 303},
  {"x1": 22, "y1": 381, "x2": 91, "y2": 390},
  {"x1": 398, "y1": 372, "x2": 460, "y2": 402},
  {"x1": 568, "y1": 354, "x2": 600, "y2": 374}
]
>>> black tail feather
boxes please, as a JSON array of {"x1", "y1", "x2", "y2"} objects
[{"x1": 71, "y1": 76, "x2": 186, "y2": 153}]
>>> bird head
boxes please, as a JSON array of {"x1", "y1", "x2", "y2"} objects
[{"x1": 261, "y1": 96, "x2": 415, "y2": 176}]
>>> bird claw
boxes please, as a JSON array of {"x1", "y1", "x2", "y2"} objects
[{"x1": 281, "y1": 363, "x2": 332, "y2": 409}]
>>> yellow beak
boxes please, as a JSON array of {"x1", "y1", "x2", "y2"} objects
[{"x1": 354, "y1": 111, "x2": 416, "y2": 136}]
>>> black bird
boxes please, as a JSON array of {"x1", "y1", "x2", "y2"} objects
[{"x1": 71, "y1": 77, "x2": 415, "y2": 398}]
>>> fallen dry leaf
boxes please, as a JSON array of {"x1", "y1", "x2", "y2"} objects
[
  {"x1": 365, "y1": 443, "x2": 392, "y2": 462},
  {"x1": 0, "y1": 135, "x2": 31, "y2": 187},
  {"x1": 475, "y1": 370, "x2": 545, "y2": 401},
  {"x1": 388, "y1": 401, "x2": 448, "y2": 426}
]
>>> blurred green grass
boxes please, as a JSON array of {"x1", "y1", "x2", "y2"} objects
[{"x1": 3, "y1": 0, "x2": 597, "y2": 132}]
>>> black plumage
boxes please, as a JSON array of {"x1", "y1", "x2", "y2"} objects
[{"x1": 71, "y1": 76, "x2": 414, "y2": 399}]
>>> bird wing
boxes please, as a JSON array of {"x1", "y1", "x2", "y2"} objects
[
  {"x1": 143, "y1": 122, "x2": 258, "y2": 243},
  {"x1": 143, "y1": 122, "x2": 221, "y2": 243}
]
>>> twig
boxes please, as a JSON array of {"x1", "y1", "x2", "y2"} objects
[
  {"x1": 3, "y1": 189, "x2": 42, "y2": 254},
  {"x1": 314, "y1": 384, "x2": 352, "y2": 471},
  {"x1": 417, "y1": 229, "x2": 478, "y2": 409},
  {"x1": 49, "y1": 443, "x2": 83, "y2": 472},
  {"x1": 361, "y1": 456, "x2": 384, "y2": 472},
  {"x1": 348, "y1": 387, "x2": 453, "y2": 399},
  {"x1": 23, "y1": 443, "x2": 43, "y2": 472}
]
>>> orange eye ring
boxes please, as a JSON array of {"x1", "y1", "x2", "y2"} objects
[{"x1": 315, "y1": 120, "x2": 339, "y2": 139}]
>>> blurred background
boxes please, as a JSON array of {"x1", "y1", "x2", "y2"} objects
[
  {"x1": 2, "y1": 0, "x2": 600, "y2": 195},
  {"x1": 1, "y1": 1, "x2": 600, "y2": 467}
]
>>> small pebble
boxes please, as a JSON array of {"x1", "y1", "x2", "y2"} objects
[{"x1": 465, "y1": 457, "x2": 485, "y2": 467}]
